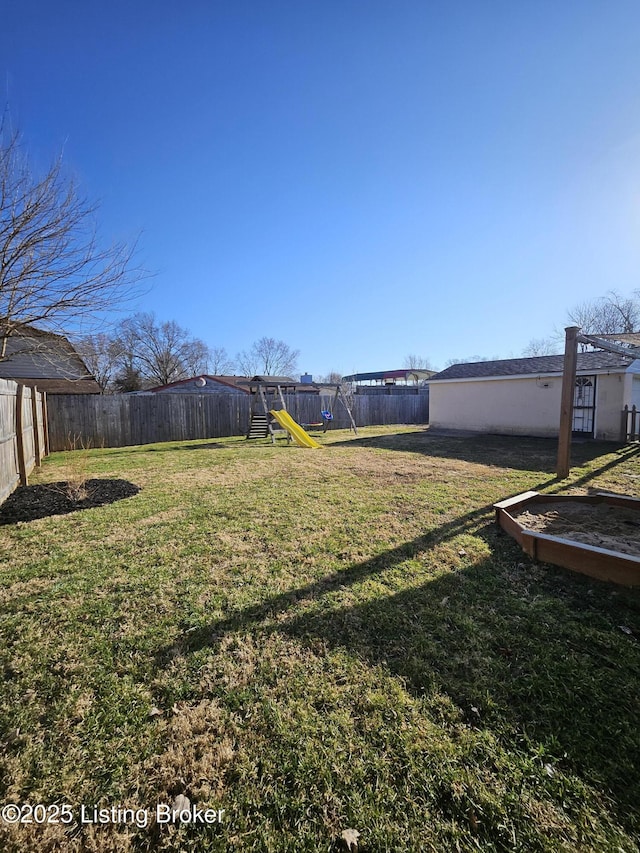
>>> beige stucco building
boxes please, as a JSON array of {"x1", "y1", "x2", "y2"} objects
[{"x1": 429, "y1": 352, "x2": 640, "y2": 442}]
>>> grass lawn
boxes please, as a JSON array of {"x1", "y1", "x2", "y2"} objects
[{"x1": 1, "y1": 426, "x2": 640, "y2": 852}]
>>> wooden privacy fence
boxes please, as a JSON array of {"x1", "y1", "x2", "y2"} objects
[
  {"x1": 46, "y1": 392, "x2": 430, "y2": 451},
  {"x1": 0, "y1": 379, "x2": 48, "y2": 504}
]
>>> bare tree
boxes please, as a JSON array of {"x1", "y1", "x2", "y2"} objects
[
  {"x1": 521, "y1": 336, "x2": 560, "y2": 357},
  {"x1": 209, "y1": 346, "x2": 235, "y2": 374},
  {"x1": 445, "y1": 354, "x2": 495, "y2": 367},
  {"x1": 567, "y1": 290, "x2": 640, "y2": 337},
  {"x1": 403, "y1": 353, "x2": 432, "y2": 370},
  {"x1": 74, "y1": 332, "x2": 122, "y2": 391},
  {"x1": 317, "y1": 370, "x2": 343, "y2": 384},
  {"x1": 236, "y1": 336, "x2": 299, "y2": 376},
  {"x1": 114, "y1": 313, "x2": 210, "y2": 386},
  {"x1": 0, "y1": 119, "x2": 143, "y2": 359}
]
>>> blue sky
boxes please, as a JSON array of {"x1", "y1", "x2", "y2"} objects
[{"x1": 4, "y1": 1, "x2": 640, "y2": 376}]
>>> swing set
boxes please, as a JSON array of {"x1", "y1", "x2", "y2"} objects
[{"x1": 245, "y1": 378, "x2": 357, "y2": 446}]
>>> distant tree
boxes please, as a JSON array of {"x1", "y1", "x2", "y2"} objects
[
  {"x1": 567, "y1": 290, "x2": 640, "y2": 337},
  {"x1": 209, "y1": 346, "x2": 235, "y2": 374},
  {"x1": 0, "y1": 117, "x2": 143, "y2": 360},
  {"x1": 74, "y1": 332, "x2": 122, "y2": 391},
  {"x1": 114, "y1": 313, "x2": 210, "y2": 386},
  {"x1": 444, "y1": 354, "x2": 495, "y2": 367},
  {"x1": 236, "y1": 336, "x2": 299, "y2": 377},
  {"x1": 403, "y1": 353, "x2": 432, "y2": 370},
  {"x1": 522, "y1": 336, "x2": 560, "y2": 357},
  {"x1": 317, "y1": 370, "x2": 343, "y2": 384},
  {"x1": 112, "y1": 364, "x2": 144, "y2": 393}
]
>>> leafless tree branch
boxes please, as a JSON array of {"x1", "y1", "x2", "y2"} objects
[{"x1": 0, "y1": 118, "x2": 146, "y2": 359}]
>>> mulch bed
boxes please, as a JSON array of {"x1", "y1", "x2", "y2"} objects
[{"x1": 0, "y1": 479, "x2": 140, "y2": 525}]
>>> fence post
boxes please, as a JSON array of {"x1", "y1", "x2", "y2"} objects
[
  {"x1": 633, "y1": 405, "x2": 638, "y2": 442},
  {"x1": 15, "y1": 383, "x2": 28, "y2": 486},
  {"x1": 622, "y1": 405, "x2": 629, "y2": 443}
]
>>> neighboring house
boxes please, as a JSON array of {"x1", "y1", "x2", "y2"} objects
[
  {"x1": 144, "y1": 375, "x2": 250, "y2": 395},
  {"x1": 144, "y1": 375, "x2": 321, "y2": 395},
  {"x1": 342, "y1": 369, "x2": 434, "y2": 395},
  {"x1": 428, "y1": 351, "x2": 640, "y2": 441},
  {"x1": 0, "y1": 325, "x2": 101, "y2": 394}
]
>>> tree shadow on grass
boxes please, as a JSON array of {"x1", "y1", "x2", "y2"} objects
[
  {"x1": 0, "y1": 479, "x2": 140, "y2": 524},
  {"x1": 155, "y1": 494, "x2": 640, "y2": 834},
  {"x1": 278, "y1": 544, "x2": 640, "y2": 834}
]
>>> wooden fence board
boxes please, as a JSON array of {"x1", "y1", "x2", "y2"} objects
[
  {"x1": 46, "y1": 392, "x2": 429, "y2": 451},
  {"x1": 0, "y1": 379, "x2": 47, "y2": 503}
]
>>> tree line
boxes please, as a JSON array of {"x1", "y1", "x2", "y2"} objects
[{"x1": 76, "y1": 319, "x2": 301, "y2": 392}]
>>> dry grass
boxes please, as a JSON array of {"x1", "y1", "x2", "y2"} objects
[{"x1": 0, "y1": 427, "x2": 639, "y2": 852}]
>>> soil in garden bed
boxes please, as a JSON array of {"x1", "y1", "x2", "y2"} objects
[
  {"x1": 514, "y1": 501, "x2": 640, "y2": 557},
  {"x1": 0, "y1": 479, "x2": 140, "y2": 524}
]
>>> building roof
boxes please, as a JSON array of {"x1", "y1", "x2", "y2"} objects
[
  {"x1": 16, "y1": 377, "x2": 102, "y2": 394},
  {"x1": 430, "y1": 351, "x2": 635, "y2": 382},
  {"x1": 0, "y1": 324, "x2": 101, "y2": 393},
  {"x1": 147, "y1": 374, "x2": 320, "y2": 394},
  {"x1": 146, "y1": 375, "x2": 251, "y2": 393}
]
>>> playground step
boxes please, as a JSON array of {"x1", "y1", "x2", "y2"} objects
[{"x1": 247, "y1": 414, "x2": 269, "y2": 439}]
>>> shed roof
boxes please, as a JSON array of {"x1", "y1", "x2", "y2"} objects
[{"x1": 430, "y1": 351, "x2": 634, "y2": 382}]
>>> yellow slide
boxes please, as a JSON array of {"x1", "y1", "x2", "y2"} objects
[{"x1": 269, "y1": 410, "x2": 321, "y2": 448}]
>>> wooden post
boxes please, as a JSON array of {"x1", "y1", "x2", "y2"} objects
[
  {"x1": 622, "y1": 405, "x2": 629, "y2": 443},
  {"x1": 557, "y1": 326, "x2": 579, "y2": 479},
  {"x1": 31, "y1": 386, "x2": 42, "y2": 466},
  {"x1": 15, "y1": 383, "x2": 28, "y2": 486}
]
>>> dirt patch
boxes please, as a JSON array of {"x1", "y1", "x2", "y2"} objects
[
  {"x1": 0, "y1": 479, "x2": 140, "y2": 525},
  {"x1": 514, "y1": 501, "x2": 640, "y2": 556}
]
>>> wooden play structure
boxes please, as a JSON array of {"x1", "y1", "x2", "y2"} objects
[{"x1": 244, "y1": 377, "x2": 357, "y2": 445}]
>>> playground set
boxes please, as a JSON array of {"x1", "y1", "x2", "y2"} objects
[{"x1": 244, "y1": 378, "x2": 357, "y2": 447}]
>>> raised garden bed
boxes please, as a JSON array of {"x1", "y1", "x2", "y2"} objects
[{"x1": 494, "y1": 491, "x2": 640, "y2": 586}]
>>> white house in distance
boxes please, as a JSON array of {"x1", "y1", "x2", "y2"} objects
[{"x1": 428, "y1": 351, "x2": 640, "y2": 441}]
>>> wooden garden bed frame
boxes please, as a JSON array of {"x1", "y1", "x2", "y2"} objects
[{"x1": 494, "y1": 490, "x2": 640, "y2": 586}]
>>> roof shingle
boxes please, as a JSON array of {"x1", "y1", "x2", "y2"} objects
[{"x1": 430, "y1": 351, "x2": 634, "y2": 381}]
